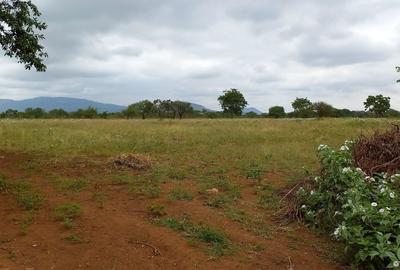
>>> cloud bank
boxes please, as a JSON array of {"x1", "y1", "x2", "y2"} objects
[{"x1": 1, "y1": 0, "x2": 400, "y2": 111}]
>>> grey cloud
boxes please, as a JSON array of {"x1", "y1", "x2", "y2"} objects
[{"x1": 0, "y1": 0, "x2": 399, "y2": 111}]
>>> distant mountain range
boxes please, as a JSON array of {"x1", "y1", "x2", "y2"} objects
[{"x1": 0, "y1": 96, "x2": 263, "y2": 114}]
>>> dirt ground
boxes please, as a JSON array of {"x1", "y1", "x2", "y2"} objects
[{"x1": 0, "y1": 151, "x2": 345, "y2": 270}]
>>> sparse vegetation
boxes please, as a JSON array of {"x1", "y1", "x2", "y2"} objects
[
  {"x1": 168, "y1": 186, "x2": 193, "y2": 201},
  {"x1": 54, "y1": 202, "x2": 82, "y2": 228},
  {"x1": 159, "y1": 215, "x2": 233, "y2": 256}
]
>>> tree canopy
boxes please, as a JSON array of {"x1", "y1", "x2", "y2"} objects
[
  {"x1": 364, "y1": 94, "x2": 391, "y2": 117},
  {"x1": 0, "y1": 0, "x2": 47, "y2": 71},
  {"x1": 268, "y1": 106, "x2": 285, "y2": 118},
  {"x1": 218, "y1": 89, "x2": 248, "y2": 116},
  {"x1": 291, "y1": 97, "x2": 314, "y2": 118}
]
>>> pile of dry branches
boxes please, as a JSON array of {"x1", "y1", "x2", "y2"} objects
[
  {"x1": 353, "y1": 125, "x2": 400, "y2": 176},
  {"x1": 111, "y1": 153, "x2": 152, "y2": 170}
]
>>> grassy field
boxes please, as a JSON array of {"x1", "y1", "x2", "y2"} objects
[{"x1": 0, "y1": 118, "x2": 395, "y2": 269}]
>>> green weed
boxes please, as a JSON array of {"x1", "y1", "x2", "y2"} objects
[
  {"x1": 159, "y1": 215, "x2": 232, "y2": 256},
  {"x1": 168, "y1": 187, "x2": 193, "y2": 201},
  {"x1": 54, "y1": 202, "x2": 82, "y2": 228}
]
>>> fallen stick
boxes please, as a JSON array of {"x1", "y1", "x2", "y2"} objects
[
  {"x1": 0, "y1": 247, "x2": 12, "y2": 253},
  {"x1": 134, "y1": 241, "x2": 162, "y2": 256}
]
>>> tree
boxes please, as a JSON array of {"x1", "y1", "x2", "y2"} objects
[
  {"x1": 124, "y1": 100, "x2": 154, "y2": 119},
  {"x1": 397, "y1": 66, "x2": 400, "y2": 83},
  {"x1": 218, "y1": 89, "x2": 248, "y2": 116},
  {"x1": 24, "y1": 107, "x2": 45, "y2": 118},
  {"x1": 171, "y1": 101, "x2": 193, "y2": 119},
  {"x1": 313, "y1": 102, "x2": 335, "y2": 118},
  {"x1": 291, "y1": 97, "x2": 314, "y2": 118},
  {"x1": 153, "y1": 99, "x2": 179, "y2": 119},
  {"x1": 0, "y1": 0, "x2": 47, "y2": 71},
  {"x1": 48, "y1": 109, "x2": 69, "y2": 118},
  {"x1": 364, "y1": 94, "x2": 391, "y2": 117},
  {"x1": 268, "y1": 106, "x2": 285, "y2": 118}
]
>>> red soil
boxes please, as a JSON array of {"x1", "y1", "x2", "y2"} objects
[{"x1": 0, "y1": 152, "x2": 344, "y2": 270}]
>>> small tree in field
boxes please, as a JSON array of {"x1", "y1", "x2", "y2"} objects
[
  {"x1": 364, "y1": 94, "x2": 391, "y2": 117},
  {"x1": 268, "y1": 106, "x2": 285, "y2": 118},
  {"x1": 218, "y1": 89, "x2": 248, "y2": 116},
  {"x1": 172, "y1": 101, "x2": 193, "y2": 119},
  {"x1": 313, "y1": 102, "x2": 335, "y2": 118},
  {"x1": 0, "y1": 0, "x2": 48, "y2": 71},
  {"x1": 292, "y1": 97, "x2": 314, "y2": 118}
]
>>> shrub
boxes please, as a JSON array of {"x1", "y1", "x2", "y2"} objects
[{"x1": 297, "y1": 141, "x2": 400, "y2": 268}]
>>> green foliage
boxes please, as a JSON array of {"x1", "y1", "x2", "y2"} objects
[
  {"x1": 24, "y1": 107, "x2": 45, "y2": 119},
  {"x1": 148, "y1": 204, "x2": 166, "y2": 217},
  {"x1": 123, "y1": 100, "x2": 154, "y2": 119},
  {"x1": 200, "y1": 176, "x2": 241, "y2": 208},
  {"x1": 92, "y1": 191, "x2": 108, "y2": 209},
  {"x1": 54, "y1": 202, "x2": 82, "y2": 228},
  {"x1": 168, "y1": 187, "x2": 193, "y2": 201},
  {"x1": 298, "y1": 141, "x2": 400, "y2": 268},
  {"x1": 55, "y1": 178, "x2": 88, "y2": 192},
  {"x1": 218, "y1": 89, "x2": 248, "y2": 116},
  {"x1": 313, "y1": 102, "x2": 335, "y2": 118},
  {"x1": 292, "y1": 97, "x2": 314, "y2": 118},
  {"x1": 4, "y1": 179, "x2": 44, "y2": 211},
  {"x1": 268, "y1": 106, "x2": 286, "y2": 118},
  {"x1": 364, "y1": 95, "x2": 391, "y2": 117},
  {"x1": 159, "y1": 215, "x2": 232, "y2": 256},
  {"x1": 0, "y1": 0, "x2": 48, "y2": 71},
  {"x1": 172, "y1": 101, "x2": 193, "y2": 119},
  {"x1": 16, "y1": 191, "x2": 44, "y2": 211},
  {"x1": 255, "y1": 183, "x2": 279, "y2": 209},
  {"x1": 129, "y1": 176, "x2": 160, "y2": 198}
]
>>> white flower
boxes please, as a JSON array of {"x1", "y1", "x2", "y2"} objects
[
  {"x1": 310, "y1": 190, "x2": 315, "y2": 195},
  {"x1": 379, "y1": 208, "x2": 385, "y2": 213},
  {"x1": 390, "y1": 192, "x2": 395, "y2": 199},
  {"x1": 301, "y1": 205, "x2": 307, "y2": 209},
  {"x1": 340, "y1": 145, "x2": 349, "y2": 151},
  {"x1": 333, "y1": 227, "x2": 340, "y2": 237},
  {"x1": 356, "y1": 168, "x2": 363, "y2": 173},
  {"x1": 380, "y1": 188, "x2": 386, "y2": 193},
  {"x1": 342, "y1": 167, "x2": 352, "y2": 173},
  {"x1": 318, "y1": 144, "x2": 327, "y2": 151},
  {"x1": 393, "y1": 261, "x2": 400, "y2": 267},
  {"x1": 371, "y1": 202, "x2": 378, "y2": 207}
]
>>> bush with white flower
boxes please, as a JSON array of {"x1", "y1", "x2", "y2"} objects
[{"x1": 297, "y1": 140, "x2": 400, "y2": 269}]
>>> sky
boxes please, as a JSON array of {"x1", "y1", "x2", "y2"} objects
[{"x1": 0, "y1": 0, "x2": 400, "y2": 111}]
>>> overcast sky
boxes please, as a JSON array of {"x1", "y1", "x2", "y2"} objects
[{"x1": 1, "y1": 0, "x2": 400, "y2": 111}]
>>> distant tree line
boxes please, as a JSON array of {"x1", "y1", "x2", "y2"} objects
[{"x1": 0, "y1": 93, "x2": 397, "y2": 119}]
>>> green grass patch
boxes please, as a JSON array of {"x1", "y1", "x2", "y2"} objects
[
  {"x1": 255, "y1": 183, "x2": 280, "y2": 209},
  {"x1": 15, "y1": 191, "x2": 44, "y2": 211},
  {"x1": 3, "y1": 180, "x2": 45, "y2": 211},
  {"x1": 224, "y1": 208, "x2": 272, "y2": 239},
  {"x1": 92, "y1": 191, "x2": 108, "y2": 209},
  {"x1": 199, "y1": 176, "x2": 241, "y2": 208},
  {"x1": 54, "y1": 202, "x2": 82, "y2": 228},
  {"x1": 148, "y1": 204, "x2": 166, "y2": 217},
  {"x1": 168, "y1": 186, "x2": 193, "y2": 201},
  {"x1": 54, "y1": 178, "x2": 89, "y2": 192},
  {"x1": 129, "y1": 176, "x2": 160, "y2": 198},
  {"x1": 158, "y1": 215, "x2": 233, "y2": 256}
]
